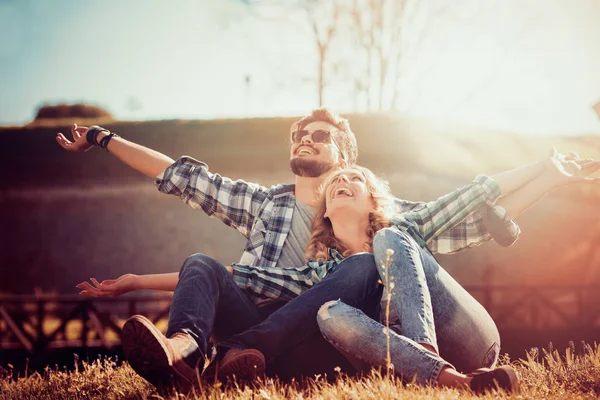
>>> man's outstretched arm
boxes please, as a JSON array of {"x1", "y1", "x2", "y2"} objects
[
  {"x1": 402, "y1": 155, "x2": 544, "y2": 254},
  {"x1": 56, "y1": 123, "x2": 174, "y2": 178},
  {"x1": 392, "y1": 175, "x2": 502, "y2": 245},
  {"x1": 57, "y1": 124, "x2": 270, "y2": 237}
]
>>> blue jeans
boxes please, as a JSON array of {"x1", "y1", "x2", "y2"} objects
[
  {"x1": 167, "y1": 254, "x2": 282, "y2": 367},
  {"x1": 317, "y1": 228, "x2": 500, "y2": 384},
  {"x1": 218, "y1": 253, "x2": 384, "y2": 379}
]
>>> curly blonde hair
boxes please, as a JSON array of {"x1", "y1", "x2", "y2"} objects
[{"x1": 305, "y1": 166, "x2": 396, "y2": 261}]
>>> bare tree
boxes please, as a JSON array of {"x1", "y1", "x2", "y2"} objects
[
  {"x1": 593, "y1": 100, "x2": 600, "y2": 120},
  {"x1": 350, "y1": 0, "x2": 412, "y2": 111},
  {"x1": 303, "y1": 0, "x2": 345, "y2": 106},
  {"x1": 350, "y1": 0, "x2": 375, "y2": 110},
  {"x1": 234, "y1": 0, "x2": 346, "y2": 107}
]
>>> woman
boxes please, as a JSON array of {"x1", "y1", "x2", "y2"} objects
[
  {"x1": 307, "y1": 165, "x2": 512, "y2": 391},
  {"x1": 304, "y1": 150, "x2": 597, "y2": 392}
]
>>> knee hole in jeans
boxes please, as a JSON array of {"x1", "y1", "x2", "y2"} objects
[{"x1": 317, "y1": 300, "x2": 341, "y2": 323}]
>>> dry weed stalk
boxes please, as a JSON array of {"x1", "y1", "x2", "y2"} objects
[{"x1": 380, "y1": 248, "x2": 395, "y2": 377}]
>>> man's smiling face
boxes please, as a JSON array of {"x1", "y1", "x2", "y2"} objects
[{"x1": 289, "y1": 121, "x2": 345, "y2": 178}]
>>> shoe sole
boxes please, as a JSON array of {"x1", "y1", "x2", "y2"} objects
[
  {"x1": 214, "y1": 349, "x2": 266, "y2": 381},
  {"x1": 121, "y1": 315, "x2": 193, "y2": 392},
  {"x1": 498, "y1": 366, "x2": 520, "y2": 394}
]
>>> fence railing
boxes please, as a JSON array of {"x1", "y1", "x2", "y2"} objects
[
  {"x1": 468, "y1": 284, "x2": 600, "y2": 330},
  {"x1": 0, "y1": 294, "x2": 173, "y2": 353},
  {"x1": 1, "y1": 285, "x2": 599, "y2": 354}
]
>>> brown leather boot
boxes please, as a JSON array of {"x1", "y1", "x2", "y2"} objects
[
  {"x1": 469, "y1": 365, "x2": 520, "y2": 394},
  {"x1": 121, "y1": 315, "x2": 198, "y2": 392},
  {"x1": 202, "y1": 348, "x2": 265, "y2": 382}
]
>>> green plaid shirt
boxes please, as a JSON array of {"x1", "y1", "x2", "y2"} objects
[
  {"x1": 232, "y1": 175, "x2": 510, "y2": 303},
  {"x1": 156, "y1": 157, "x2": 518, "y2": 304}
]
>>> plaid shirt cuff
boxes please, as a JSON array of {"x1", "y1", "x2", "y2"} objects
[
  {"x1": 473, "y1": 175, "x2": 502, "y2": 203},
  {"x1": 484, "y1": 204, "x2": 521, "y2": 247},
  {"x1": 154, "y1": 156, "x2": 208, "y2": 194}
]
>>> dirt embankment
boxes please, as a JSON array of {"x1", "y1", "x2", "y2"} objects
[{"x1": 1, "y1": 114, "x2": 599, "y2": 296}]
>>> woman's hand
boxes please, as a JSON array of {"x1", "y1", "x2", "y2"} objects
[
  {"x1": 542, "y1": 148, "x2": 600, "y2": 187},
  {"x1": 56, "y1": 123, "x2": 95, "y2": 152},
  {"x1": 76, "y1": 274, "x2": 139, "y2": 297}
]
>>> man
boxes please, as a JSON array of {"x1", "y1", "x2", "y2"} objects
[{"x1": 58, "y1": 108, "x2": 529, "y2": 390}]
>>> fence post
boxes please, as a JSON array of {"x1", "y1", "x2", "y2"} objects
[
  {"x1": 129, "y1": 299, "x2": 136, "y2": 316},
  {"x1": 36, "y1": 299, "x2": 45, "y2": 350},
  {"x1": 81, "y1": 301, "x2": 90, "y2": 349},
  {"x1": 483, "y1": 265, "x2": 493, "y2": 311}
]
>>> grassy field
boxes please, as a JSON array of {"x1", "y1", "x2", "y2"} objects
[{"x1": 1, "y1": 343, "x2": 599, "y2": 399}]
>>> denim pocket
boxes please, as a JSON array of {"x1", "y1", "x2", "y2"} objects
[{"x1": 482, "y1": 341, "x2": 500, "y2": 368}]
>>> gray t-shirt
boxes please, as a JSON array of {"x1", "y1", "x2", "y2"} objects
[{"x1": 275, "y1": 200, "x2": 316, "y2": 269}]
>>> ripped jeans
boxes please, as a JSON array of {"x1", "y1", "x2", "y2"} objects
[{"x1": 317, "y1": 227, "x2": 500, "y2": 384}]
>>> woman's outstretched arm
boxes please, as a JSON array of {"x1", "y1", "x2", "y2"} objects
[
  {"x1": 76, "y1": 272, "x2": 182, "y2": 297},
  {"x1": 75, "y1": 261, "x2": 334, "y2": 301}
]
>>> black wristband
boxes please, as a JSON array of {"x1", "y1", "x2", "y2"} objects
[
  {"x1": 86, "y1": 126, "x2": 108, "y2": 146},
  {"x1": 99, "y1": 132, "x2": 119, "y2": 150}
]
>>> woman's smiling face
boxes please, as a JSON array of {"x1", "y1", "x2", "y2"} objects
[{"x1": 323, "y1": 168, "x2": 375, "y2": 220}]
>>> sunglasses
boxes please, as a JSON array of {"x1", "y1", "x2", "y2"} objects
[
  {"x1": 291, "y1": 129, "x2": 335, "y2": 143},
  {"x1": 291, "y1": 129, "x2": 346, "y2": 161}
]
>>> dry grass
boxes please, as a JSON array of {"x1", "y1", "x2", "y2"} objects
[{"x1": 2, "y1": 343, "x2": 599, "y2": 399}]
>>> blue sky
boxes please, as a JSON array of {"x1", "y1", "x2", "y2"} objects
[{"x1": 1, "y1": 0, "x2": 599, "y2": 135}]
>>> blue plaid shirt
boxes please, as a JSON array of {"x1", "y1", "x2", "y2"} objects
[{"x1": 156, "y1": 157, "x2": 520, "y2": 304}]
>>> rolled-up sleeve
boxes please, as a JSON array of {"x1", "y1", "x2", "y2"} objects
[
  {"x1": 392, "y1": 175, "x2": 501, "y2": 242},
  {"x1": 472, "y1": 175, "x2": 502, "y2": 200},
  {"x1": 482, "y1": 204, "x2": 521, "y2": 247},
  {"x1": 392, "y1": 175, "x2": 521, "y2": 252},
  {"x1": 155, "y1": 156, "x2": 269, "y2": 237}
]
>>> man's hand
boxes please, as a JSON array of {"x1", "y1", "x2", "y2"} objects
[
  {"x1": 76, "y1": 274, "x2": 139, "y2": 297},
  {"x1": 543, "y1": 148, "x2": 600, "y2": 187},
  {"x1": 56, "y1": 123, "x2": 96, "y2": 152},
  {"x1": 56, "y1": 122, "x2": 175, "y2": 178}
]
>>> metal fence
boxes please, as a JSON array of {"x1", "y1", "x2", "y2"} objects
[
  {"x1": 1, "y1": 284, "x2": 599, "y2": 355},
  {"x1": 0, "y1": 294, "x2": 172, "y2": 353}
]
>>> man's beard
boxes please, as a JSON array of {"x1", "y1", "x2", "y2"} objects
[{"x1": 290, "y1": 157, "x2": 335, "y2": 178}]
